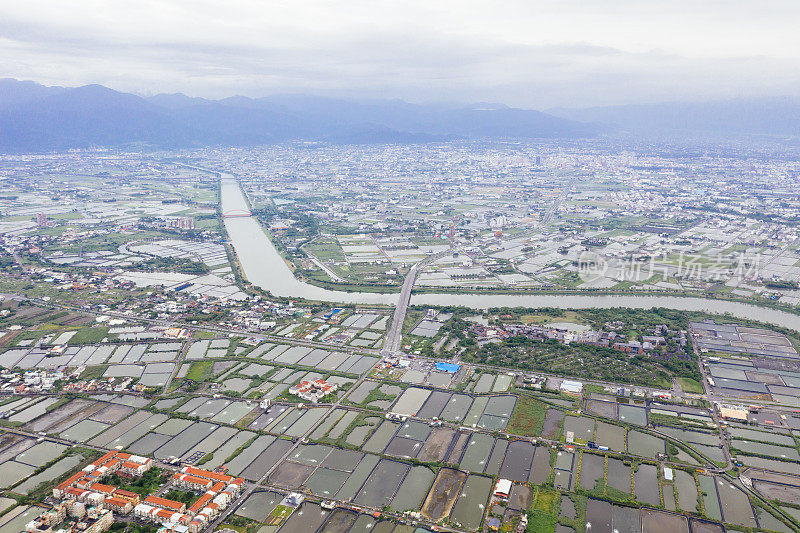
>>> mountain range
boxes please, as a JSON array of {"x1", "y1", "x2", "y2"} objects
[
  {"x1": 0, "y1": 79, "x2": 597, "y2": 152},
  {"x1": 549, "y1": 97, "x2": 800, "y2": 137},
  {"x1": 0, "y1": 78, "x2": 798, "y2": 152}
]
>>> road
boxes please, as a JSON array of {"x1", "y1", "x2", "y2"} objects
[
  {"x1": 204, "y1": 348, "x2": 469, "y2": 532},
  {"x1": 385, "y1": 248, "x2": 451, "y2": 355},
  {"x1": 162, "y1": 338, "x2": 192, "y2": 393},
  {"x1": 7, "y1": 297, "x2": 800, "y2": 531},
  {"x1": 301, "y1": 245, "x2": 346, "y2": 283},
  {"x1": 36, "y1": 300, "x2": 382, "y2": 358},
  {"x1": 384, "y1": 263, "x2": 420, "y2": 354}
]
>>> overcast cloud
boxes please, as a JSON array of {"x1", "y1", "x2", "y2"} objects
[{"x1": 1, "y1": 0, "x2": 799, "y2": 108}]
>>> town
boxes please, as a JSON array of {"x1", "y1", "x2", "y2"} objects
[{"x1": 0, "y1": 144, "x2": 797, "y2": 533}]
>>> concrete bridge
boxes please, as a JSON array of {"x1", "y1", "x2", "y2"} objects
[{"x1": 222, "y1": 209, "x2": 252, "y2": 218}]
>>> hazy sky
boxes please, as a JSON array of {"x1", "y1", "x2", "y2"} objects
[{"x1": 2, "y1": 0, "x2": 799, "y2": 108}]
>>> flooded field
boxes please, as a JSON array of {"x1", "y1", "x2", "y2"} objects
[
  {"x1": 421, "y1": 468, "x2": 466, "y2": 522},
  {"x1": 690, "y1": 520, "x2": 725, "y2": 533},
  {"x1": 325, "y1": 411, "x2": 359, "y2": 440},
  {"x1": 22, "y1": 398, "x2": 91, "y2": 432},
  {"x1": 606, "y1": 457, "x2": 631, "y2": 493},
  {"x1": 446, "y1": 432, "x2": 470, "y2": 464},
  {"x1": 319, "y1": 509, "x2": 357, "y2": 532},
  {"x1": 541, "y1": 408, "x2": 564, "y2": 439},
  {"x1": 613, "y1": 505, "x2": 641, "y2": 533},
  {"x1": 0, "y1": 317, "x2": 785, "y2": 533},
  {"x1": 390, "y1": 465, "x2": 435, "y2": 512},
  {"x1": 354, "y1": 459, "x2": 408, "y2": 508},
  {"x1": 478, "y1": 395, "x2": 516, "y2": 430},
  {"x1": 553, "y1": 451, "x2": 575, "y2": 490},
  {"x1": 417, "y1": 427, "x2": 456, "y2": 463},
  {"x1": 588, "y1": 399, "x2": 617, "y2": 419},
  {"x1": 392, "y1": 387, "x2": 431, "y2": 416},
  {"x1": 729, "y1": 426, "x2": 796, "y2": 446},
  {"x1": 235, "y1": 491, "x2": 282, "y2": 521},
  {"x1": 233, "y1": 440, "x2": 284, "y2": 478},
  {"x1": 642, "y1": 509, "x2": 688, "y2": 533},
  {"x1": 732, "y1": 439, "x2": 800, "y2": 461},
  {"x1": 307, "y1": 467, "x2": 350, "y2": 497},
  {"x1": 586, "y1": 498, "x2": 612, "y2": 531},
  {"x1": 347, "y1": 381, "x2": 377, "y2": 403},
  {"x1": 697, "y1": 475, "x2": 722, "y2": 521},
  {"x1": 618, "y1": 404, "x2": 648, "y2": 426},
  {"x1": 439, "y1": 393, "x2": 474, "y2": 422},
  {"x1": 449, "y1": 474, "x2": 491, "y2": 530},
  {"x1": 459, "y1": 433, "x2": 495, "y2": 473},
  {"x1": 269, "y1": 461, "x2": 314, "y2": 488},
  {"x1": 739, "y1": 455, "x2": 800, "y2": 474},
  {"x1": 579, "y1": 453, "x2": 604, "y2": 490},
  {"x1": 345, "y1": 416, "x2": 381, "y2": 447},
  {"x1": 563, "y1": 415, "x2": 594, "y2": 442},
  {"x1": 508, "y1": 483, "x2": 532, "y2": 511},
  {"x1": 753, "y1": 480, "x2": 800, "y2": 505},
  {"x1": 627, "y1": 430, "x2": 664, "y2": 458},
  {"x1": 674, "y1": 469, "x2": 698, "y2": 512},
  {"x1": 485, "y1": 439, "x2": 507, "y2": 476},
  {"x1": 530, "y1": 446, "x2": 552, "y2": 484},
  {"x1": 464, "y1": 396, "x2": 488, "y2": 426},
  {"x1": 595, "y1": 420, "x2": 625, "y2": 452},
  {"x1": 278, "y1": 502, "x2": 329, "y2": 532},
  {"x1": 633, "y1": 464, "x2": 660, "y2": 505},
  {"x1": 416, "y1": 390, "x2": 451, "y2": 419},
  {"x1": 716, "y1": 478, "x2": 757, "y2": 527},
  {"x1": 335, "y1": 454, "x2": 379, "y2": 501},
  {"x1": 499, "y1": 440, "x2": 534, "y2": 483}
]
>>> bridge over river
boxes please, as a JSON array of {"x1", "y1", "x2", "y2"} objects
[
  {"x1": 217, "y1": 173, "x2": 800, "y2": 335},
  {"x1": 222, "y1": 208, "x2": 252, "y2": 218}
]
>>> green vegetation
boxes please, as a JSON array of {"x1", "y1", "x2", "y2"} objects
[
  {"x1": 458, "y1": 306, "x2": 711, "y2": 387},
  {"x1": 105, "y1": 467, "x2": 167, "y2": 496},
  {"x1": 583, "y1": 383, "x2": 606, "y2": 394},
  {"x1": 80, "y1": 365, "x2": 107, "y2": 380},
  {"x1": 186, "y1": 360, "x2": 214, "y2": 381},
  {"x1": 110, "y1": 523, "x2": 158, "y2": 533},
  {"x1": 218, "y1": 516, "x2": 258, "y2": 533},
  {"x1": 676, "y1": 377, "x2": 705, "y2": 394},
  {"x1": 526, "y1": 510, "x2": 556, "y2": 533},
  {"x1": 506, "y1": 394, "x2": 547, "y2": 436},
  {"x1": 402, "y1": 310, "x2": 425, "y2": 335},
  {"x1": 525, "y1": 486, "x2": 560, "y2": 533},
  {"x1": 267, "y1": 505, "x2": 294, "y2": 524},
  {"x1": 68, "y1": 326, "x2": 110, "y2": 345},
  {"x1": 464, "y1": 335, "x2": 675, "y2": 387},
  {"x1": 163, "y1": 489, "x2": 200, "y2": 506},
  {"x1": 357, "y1": 387, "x2": 397, "y2": 409}
]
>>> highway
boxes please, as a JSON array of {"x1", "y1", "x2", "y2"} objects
[
  {"x1": 385, "y1": 248, "x2": 451, "y2": 355},
  {"x1": 384, "y1": 263, "x2": 420, "y2": 354},
  {"x1": 8, "y1": 172, "x2": 799, "y2": 531}
]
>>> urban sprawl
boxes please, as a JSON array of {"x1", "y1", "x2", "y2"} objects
[{"x1": 0, "y1": 140, "x2": 798, "y2": 533}]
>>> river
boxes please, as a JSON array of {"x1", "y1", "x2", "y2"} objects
[{"x1": 221, "y1": 177, "x2": 800, "y2": 332}]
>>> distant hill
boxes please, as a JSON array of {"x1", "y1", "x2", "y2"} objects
[
  {"x1": 0, "y1": 78, "x2": 65, "y2": 109},
  {"x1": 0, "y1": 79, "x2": 598, "y2": 152},
  {"x1": 550, "y1": 97, "x2": 800, "y2": 137},
  {"x1": 145, "y1": 93, "x2": 212, "y2": 109},
  {"x1": 0, "y1": 84, "x2": 194, "y2": 151}
]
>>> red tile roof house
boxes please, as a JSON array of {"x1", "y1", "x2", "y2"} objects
[{"x1": 143, "y1": 495, "x2": 186, "y2": 513}]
